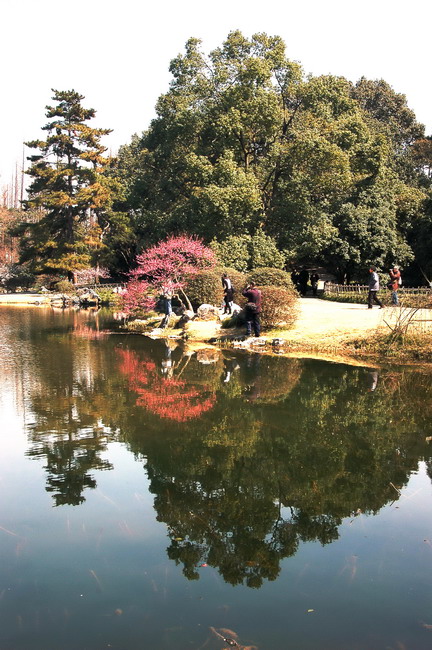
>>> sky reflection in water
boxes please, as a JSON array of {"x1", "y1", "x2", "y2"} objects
[{"x1": 1, "y1": 307, "x2": 432, "y2": 650}]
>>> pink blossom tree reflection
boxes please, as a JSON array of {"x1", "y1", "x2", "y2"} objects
[{"x1": 117, "y1": 348, "x2": 216, "y2": 422}]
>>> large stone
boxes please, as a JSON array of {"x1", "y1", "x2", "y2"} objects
[{"x1": 196, "y1": 304, "x2": 221, "y2": 321}]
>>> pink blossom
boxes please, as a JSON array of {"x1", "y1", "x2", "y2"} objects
[{"x1": 123, "y1": 235, "x2": 216, "y2": 313}]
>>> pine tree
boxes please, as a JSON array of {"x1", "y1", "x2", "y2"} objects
[{"x1": 20, "y1": 89, "x2": 119, "y2": 279}]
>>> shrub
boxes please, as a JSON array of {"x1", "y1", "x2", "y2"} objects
[
  {"x1": 31, "y1": 274, "x2": 61, "y2": 291},
  {"x1": 246, "y1": 267, "x2": 294, "y2": 290},
  {"x1": 53, "y1": 280, "x2": 75, "y2": 293},
  {"x1": 257, "y1": 285, "x2": 299, "y2": 330},
  {"x1": 184, "y1": 269, "x2": 224, "y2": 309},
  {"x1": 96, "y1": 287, "x2": 121, "y2": 305}
]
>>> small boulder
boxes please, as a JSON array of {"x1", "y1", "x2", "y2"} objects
[{"x1": 196, "y1": 304, "x2": 221, "y2": 321}]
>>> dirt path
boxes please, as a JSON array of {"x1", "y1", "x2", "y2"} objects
[{"x1": 287, "y1": 297, "x2": 388, "y2": 343}]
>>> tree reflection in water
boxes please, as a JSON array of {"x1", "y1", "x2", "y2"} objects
[
  {"x1": 117, "y1": 344, "x2": 217, "y2": 421},
  {"x1": 21, "y1": 323, "x2": 432, "y2": 587}
]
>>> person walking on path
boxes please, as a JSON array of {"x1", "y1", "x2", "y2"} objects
[
  {"x1": 311, "y1": 271, "x2": 320, "y2": 296},
  {"x1": 388, "y1": 266, "x2": 401, "y2": 306},
  {"x1": 221, "y1": 273, "x2": 234, "y2": 314},
  {"x1": 367, "y1": 266, "x2": 383, "y2": 309},
  {"x1": 242, "y1": 282, "x2": 262, "y2": 337},
  {"x1": 298, "y1": 268, "x2": 309, "y2": 296}
]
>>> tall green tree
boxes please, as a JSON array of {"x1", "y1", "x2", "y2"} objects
[
  {"x1": 19, "y1": 89, "x2": 122, "y2": 279},
  {"x1": 352, "y1": 77, "x2": 425, "y2": 182},
  {"x1": 115, "y1": 32, "x2": 430, "y2": 279}
]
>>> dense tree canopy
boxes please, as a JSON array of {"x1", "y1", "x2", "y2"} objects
[
  {"x1": 10, "y1": 33, "x2": 432, "y2": 284},
  {"x1": 110, "y1": 32, "x2": 431, "y2": 282}
]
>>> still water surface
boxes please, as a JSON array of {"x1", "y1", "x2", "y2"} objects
[{"x1": 1, "y1": 307, "x2": 432, "y2": 650}]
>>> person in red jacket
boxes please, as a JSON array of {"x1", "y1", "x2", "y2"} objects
[
  {"x1": 389, "y1": 266, "x2": 401, "y2": 306},
  {"x1": 242, "y1": 282, "x2": 262, "y2": 337}
]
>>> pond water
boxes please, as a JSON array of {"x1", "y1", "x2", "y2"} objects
[{"x1": 1, "y1": 307, "x2": 432, "y2": 650}]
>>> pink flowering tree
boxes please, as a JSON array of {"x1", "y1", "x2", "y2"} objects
[
  {"x1": 121, "y1": 278, "x2": 154, "y2": 316},
  {"x1": 123, "y1": 235, "x2": 217, "y2": 315}
]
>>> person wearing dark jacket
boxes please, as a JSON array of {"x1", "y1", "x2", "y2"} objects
[
  {"x1": 298, "y1": 268, "x2": 309, "y2": 296},
  {"x1": 242, "y1": 283, "x2": 262, "y2": 337},
  {"x1": 222, "y1": 273, "x2": 234, "y2": 314},
  {"x1": 367, "y1": 266, "x2": 383, "y2": 309}
]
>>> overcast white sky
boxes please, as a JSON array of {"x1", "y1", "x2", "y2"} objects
[{"x1": 1, "y1": 0, "x2": 431, "y2": 191}]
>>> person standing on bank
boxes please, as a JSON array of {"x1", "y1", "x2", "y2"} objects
[
  {"x1": 242, "y1": 282, "x2": 262, "y2": 338},
  {"x1": 161, "y1": 286, "x2": 173, "y2": 327},
  {"x1": 388, "y1": 265, "x2": 401, "y2": 306},
  {"x1": 367, "y1": 266, "x2": 383, "y2": 309},
  {"x1": 221, "y1": 273, "x2": 234, "y2": 314}
]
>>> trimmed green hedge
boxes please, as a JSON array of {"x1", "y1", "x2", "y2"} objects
[
  {"x1": 246, "y1": 267, "x2": 295, "y2": 290},
  {"x1": 184, "y1": 270, "x2": 224, "y2": 309}
]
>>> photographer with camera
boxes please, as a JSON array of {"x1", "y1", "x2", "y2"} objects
[
  {"x1": 242, "y1": 282, "x2": 262, "y2": 338},
  {"x1": 388, "y1": 266, "x2": 401, "y2": 306}
]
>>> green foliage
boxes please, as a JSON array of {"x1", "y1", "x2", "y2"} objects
[
  {"x1": 112, "y1": 32, "x2": 430, "y2": 281},
  {"x1": 13, "y1": 35, "x2": 429, "y2": 282},
  {"x1": 352, "y1": 77, "x2": 425, "y2": 175},
  {"x1": 247, "y1": 267, "x2": 294, "y2": 289},
  {"x1": 95, "y1": 287, "x2": 121, "y2": 305},
  {"x1": 31, "y1": 274, "x2": 62, "y2": 291},
  {"x1": 184, "y1": 269, "x2": 224, "y2": 308},
  {"x1": 322, "y1": 288, "x2": 431, "y2": 308},
  {"x1": 185, "y1": 266, "x2": 247, "y2": 309},
  {"x1": 54, "y1": 280, "x2": 75, "y2": 293},
  {"x1": 211, "y1": 229, "x2": 285, "y2": 271},
  {"x1": 2, "y1": 263, "x2": 35, "y2": 291},
  {"x1": 250, "y1": 230, "x2": 285, "y2": 268},
  {"x1": 321, "y1": 292, "x2": 368, "y2": 305},
  {"x1": 324, "y1": 172, "x2": 415, "y2": 281},
  {"x1": 211, "y1": 235, "x2": 251, "y2": 271}
]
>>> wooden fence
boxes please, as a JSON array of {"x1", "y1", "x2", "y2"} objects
[
  {"x1": 75, "y1": 282, "x2": 126, "y2": 291},
  {"x1": 323, "y1": 283, "x2": 432, "y2": 297}
]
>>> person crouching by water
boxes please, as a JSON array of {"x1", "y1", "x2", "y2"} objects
[
  {"x1": 388, "y1": 265, "x2": 401, "y2": 306},
  {"x1": 221, "y1": 273, "x2": 234, "y2": 314},
  {"x1": 367, "y1": 266, "x2": 383, "y2": 309},
  {"x1": 242, "y1": 282, "x2": 262, "y2": 338}
]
